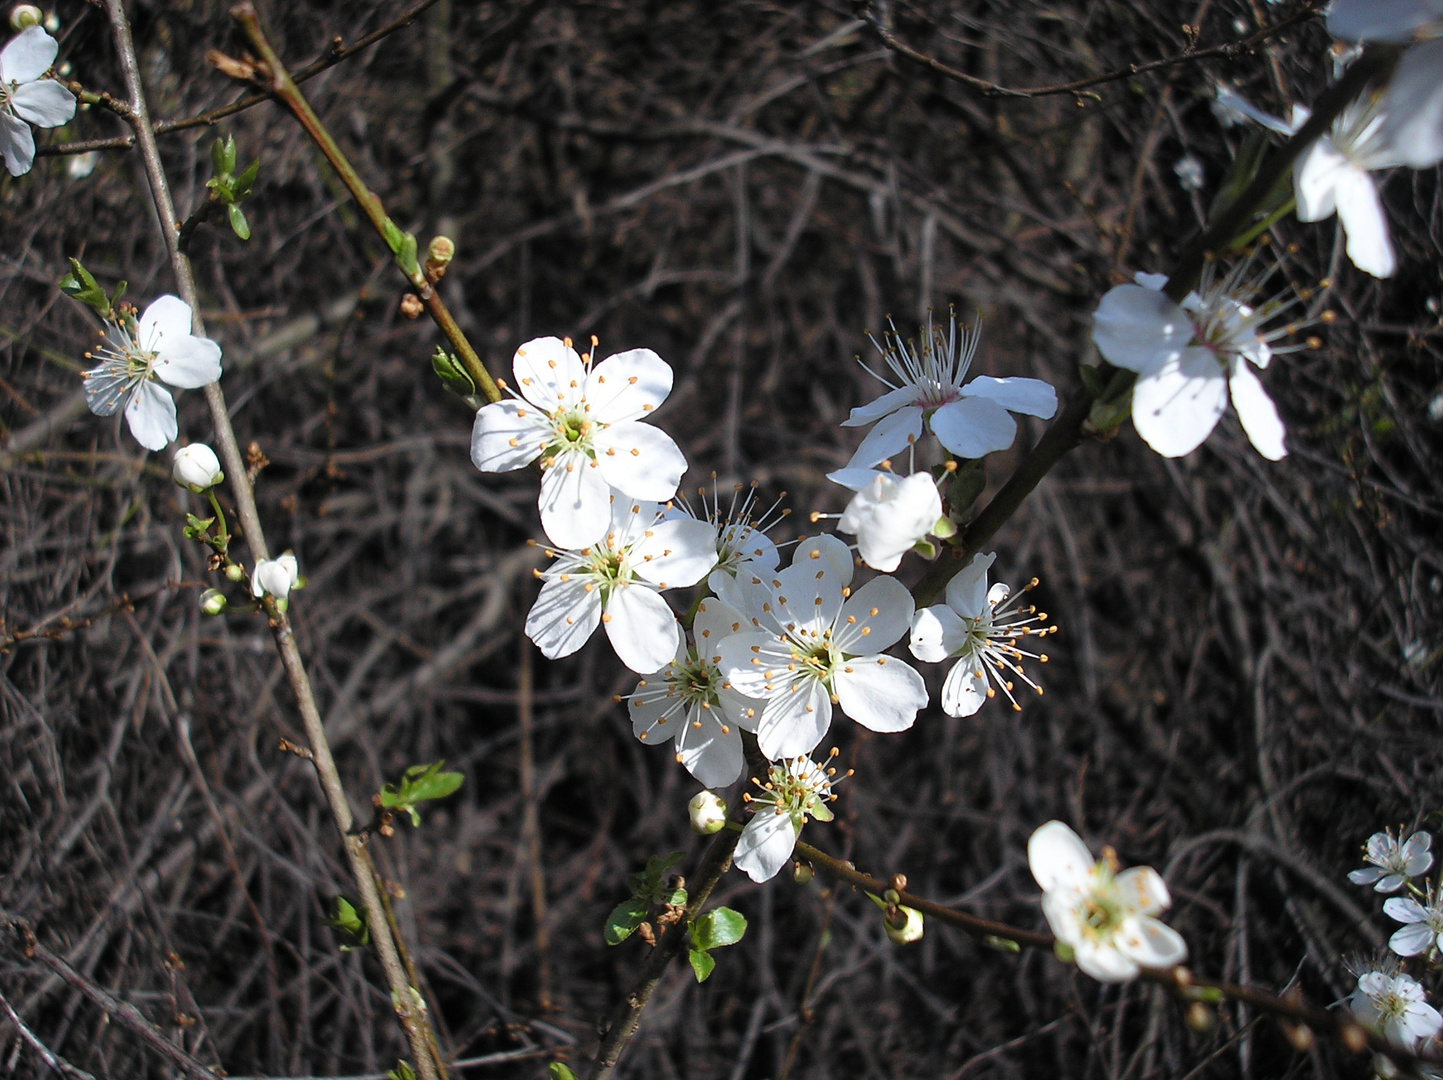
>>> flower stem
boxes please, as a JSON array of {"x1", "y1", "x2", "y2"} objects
[
  {"x1": 225, "y1": 1, "x2": 500, "y2": 406},
  {"x1": 103, "y1": 2, "x2": 446, "y2": 1076}
]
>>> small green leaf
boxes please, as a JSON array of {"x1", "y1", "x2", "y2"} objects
[
  {"x1": 228, "y1": 204, "x2": 251, "y2": 241},
  {"x1": 604, "y1": 898, "x2": 649, "y2": 945},
  {"x1": 210, "y1": 136, "x2": 229, "y2": 177},
  {"x1": 431, "y1": 347, "x2": 477, "y2": 399},
  {"x1": 946, "y1": 457, "x2": 986, "y2": 520},
  {"x1": 59, "y1": 257, "x2": 113, "y2": 318},
  {"x1": 396, "y1": 232, "x2": 419, "y2": 279},
  {"x1": 386, "y1": 1062, "x2": 417, "y2": 1080},
  {"x1": 323, "y1": 895, "x2": 370, "y2": 950},
  {"x1": 236, "y1": 157, "x2": 260, "y2": 198},
  {"x1": 549, "y1": 1063, "x2": 579, "y2": 1080},
  {"x1": 662, "y1": 886, "x2": 688, "y2": 907},
  {"x1": 692, "y1": 907, "x2": 747, "y2": 951},
  {"x1": 378, "y1": 761, "x2": 464, "y2": 827},
  {"x1": 688, "y1": 947, "x2": 716, "y2": 983}
]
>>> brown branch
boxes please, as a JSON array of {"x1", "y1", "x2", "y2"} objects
[{"x1": 863, "y1": 1, "x2": 1323, "y2": 100}]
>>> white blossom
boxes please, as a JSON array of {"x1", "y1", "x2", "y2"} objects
[
  {"x1": 1379, "y1": 39, "x2": 1443, "y2": 169},
  {"x1": 1349, "y1": 969, "x2": 1443, "y2": 1051},
  {"x1": 81, "y1": 296, "x2": 223, "y2": 452},
  {"x1": 827, "y1": 468, "x2": 942, "y2": 573},
  {"x1": 1091, "y1": 256, "x2": 1311, "y2": 460},
  {"x1": 526, "y1": 497, "x2": 717, "y2": 675},
  {"x1": 172, "y1": 443, "x2": 223, "y2": 491},
  {"x1": 623, "y1": 597, "x2": 761, "y2": 788},
  {"x1": 668, "y1": 479, "x2": 784, "y2": 613},
  {"x1": 735, "y1": 753, "x2": 844, "y2": 883},
  {"x1": 909, "y1": 552, "x2": 1056, "y2": 716},
  {"x1": 842, "y1": 309, "x2": 1057, "y2": 468},
  {"x1": 718, "y1": 534, "x2": 927, "y2": 761},
  {"x1": 1028, "y1": 820, "x2": 1188, "y2": 982},
  {"x1": 471, "y1": 336, "x2": 689, "y2": 549},
  {"x1": 252, "y1": 552, "x2": 299, "y2": 602},
  {"x1": 1384, "y1": 886, "x2": 1443, "y2": 956},
  {"x1": 1349, "y1": 830, "x2": 1433, "y2": 892},
  {"x1": 0, "y1": 25, "x2": 75, "y2": 176}
]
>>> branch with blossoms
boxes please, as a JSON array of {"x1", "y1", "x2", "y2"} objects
[{"x1": 8, "y1": 0, "x2": 1443, "y2": 1077}]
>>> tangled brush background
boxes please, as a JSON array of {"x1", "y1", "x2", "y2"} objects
[{"x1": 2, "y1": 0, "x2": 1442, "y2": 1076}]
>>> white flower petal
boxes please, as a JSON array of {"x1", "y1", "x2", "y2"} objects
[
  {"x1": 1294, "y1": 138, "x2": 1345, "y2": 222},
  {"x1": 717, "y1": 685, "x2": 762, "y2": 733},
  {"x1": 138, "y1": 295, "x2": 196, "y2": 349},
  {"x1": 525, "y1": 575, "x2": 602, "y2": 659},
  {"x1": 630, "y1": 515, "x2": 718, "y2": 588},
  {"x1": 773, "y1": 560, "x2": 844, "y2": 637},
  {"x1": 1327, "y1": 0, "x2": 1443, "y2": 42},
  {"x1": 11, "y1": 77, "x2": 74, "y2": 128},
  {"x1": 0, "y1": 25, "x2": 57, "y2": 84},
  {"x1": 0, "y1": 110, "x2": 36, "y2": 176},
  {"x1": 124, "y1": 380, "x2": 177, "y2": 451},
  {"x1": 844, "y1": 404, "x2": 923, "y2": 469},
  {"x1": 471, "y1": 400, "x2": 547, "y2": 472},
  {"x1": 583, "y1": 348, "x2": 673, "y2": 422},
  {"x1": 513, "y1": 336, "x2": 586, "y2": 410},
  {"x1": 939, "y1": 656, "x2": 987, "y2": 717},
  {"x1": 1028, "y1": 820, "x2": 1095, "y2": 892},
  {"x1": 960, "y1": 375, "x2": 1058, "y2": 419},
  {"x1": 836, "y1": 575, "x2": 914, "y2": 653},
  {"x1": 1228, "y1": 361, "x2": 1287, "y2": 460},
  {"x1": 754, "y1": 678, "x2": 832, "y2": 760},
  {"x1": 1130, "y1": 347, "x2": 1227, "y2": 458},
  {"x1": 734, "y1": 809, "x2": 800, "y2": 882},
  {"x1": 593, "y1": 419, "x2": 687, "y2": 502},
  {"x1": 1383, "y1": 39, "x2": 1443, "y2": 168},
  {"x1": 1384, "y1": 897, "x2": 1428, "y2": 923},
  {"x1": 944, "y1": 551, "x2": 997, "y2": 619},
  {"x1": 1389, "y1": 922, "x2": 1436, "y2": 956},
  {"x1": 929, "y1": 395, "x2": 1017, "y2": 459},
  {"x1": 791, "y1": 532, "x2": 854, "y2": 582},
  {"x1": 826, "y1": 467, "x2": 884, "y2": 493},
  {"x1": 538, "y1": 451, "x2": 611, "y2": 549},
  {"x1": 842, "y1": 473, "x2": 941, "y2": 573},
  {"x1": 1072, "y1": 940, "x2": 1141, "y2": 982},
  {"x1": 1333, "y1": 165, "x2": 1396, "y2": 278},
  {"x1": 1115, "y1": 915, "x2": 1188, "y2": 970},
  {"x1": 1091, "y1": 285, "x2": 1192, "y2": 374},
  {"x1": 908, "y1": 604, "x2": 969, "y2": 664},
  {"x1": 834, "y1": 654, "x2": 926, "y2": 733},
  {"x1": 692, "y1": 597, "x2": 747, "y2": 651},
  {"x1": 842, "y1": 384, "x2": 921, "y2": 427},
  {"x1": 604, "y1": 583, "x2": 681, "y2": 674},
  {"x1": 154, "y1": 334, "x2": 222, "y2": 390},
  {"x1": 1114, "y1": 866, "x2": 1171, "y2": 918},
  {"x1": 675, "y1": 709, "x2": 744, "y2": 789},
  {"x1": 717, "y1": 631, "x2": 784, "y2": 698}
]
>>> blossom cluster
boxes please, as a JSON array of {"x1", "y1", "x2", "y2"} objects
[
  {"x1": 469, "y1": 314, "x2": 1062, "y2": 880},
  {"x1": 1346, "y1": 829, "x2": 1443, "y2": 1061}
]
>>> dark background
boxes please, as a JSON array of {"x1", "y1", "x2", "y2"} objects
[{"x1": 3, "y1": 0, "x2": 1442, "y2": 1076}]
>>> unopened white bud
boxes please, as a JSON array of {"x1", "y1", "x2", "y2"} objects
[
  {"x1": 224, "y1": 563, "x2": 245, "y2": 582},
  {"x1": 9, "y1": 5, "x2": 42, "y2": 30},
  {"x1": 199, "y1": 588, "x2": 228, "y2": 616},
  {"x1": 252, "y1": 552, "x2": 300, "y2": 602},
  {"x1": 172, "y1": 443, "x2": 223, "y2": 491},
  {"x1": 688, "y1": 790, "x2": 728, "y2": 835},
  {"x1": 885, "y1": 905, "x2": 924, "y2": 945}
]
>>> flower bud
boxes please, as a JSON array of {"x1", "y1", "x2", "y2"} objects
[
  {"x1": 224, "y1": 563, "x2": 246, "y2": 582},
  {"x1": 425, "y1": 235, "x2": 456, "y2": 278},
  {"x1": 9, "y1": 5, "x2": 42, "y2": 30},
  {"x1": 688, "y1": 790, "x2": 728, "y2": 835},
  {"x1": 173, "y1": 443, "x2": 223, "y2": 491},
  {"x1": 199, "y1": 588, "x2": 228, "y2": 616},
  {"x1": 399, "y1": 293, "x2": 424, "y2": 319},
  {"x1": 884, "y1": 905, "x2": 924, "y2": 945},
  {"x1": 792, "y1": 861, "x2": 814, "y2": 886},
  {"x1": 252, "y1": 552, "x2": 300, "y2": 602}
]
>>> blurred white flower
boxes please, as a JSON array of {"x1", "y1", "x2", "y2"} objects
[
  {"x1": 827, "y1": 468, "x2": 942, "y2": 572},
  {"x1": 66, "y1": 149, "x2": 96, "y2": 178},
  {"x1": 718, "y1": 534, "x2": 926, "y2": 760},
  {"x1": 842, "y1": 309, "x2": 1057, "y2": 467},
  {"x1": 1349, "y1": 969, "x2": 1443, "y2": 1050},
  {"x1": 526, "y1": 496, "x2": 716, "y2": 674},
  {"x1": 909, "y1": 551, "x2": 1056, "y2": 717},
  {"x1": 172, "y1": 443, "x2": 223, "y2": 491},
  {"x1": 1349, "y1": 830, "x2": 1433, "y2": 892},
  {"x1": 1174, "y1": 154, "x2": 1205, "y2": 191},
  {"x1": 1384, "y1": 886, "x2": 1443, "y2": 956},
  {"x1": 0, "y1": 25, "x2": 75, "y2": 176},
  {"x1": 1378, "y1": 39, "x2": 1443, "y2": 169},
  {"x1": 1028, "y1": 820, "x2": 1188, "y2": 982},
  {"x1": 735, "y1": 753, "x2": 843, "y2": 883},
  {"x1": 252, "y1": 552, "x2": 299, "y2": 602},
  {"x1": 1327, "y1": 0, "x2": 1443, "y2": 43},
  {"x1": 624, "y1": 597, "x2": 761, "y2": 788},
  {"x1": 1092, "y1": 255, "x2": 1310, "y2": 460},
  {"x1": 471, "y1": 336, "x2": 689, "y2": 549},
  {"x1": 81, "y1": 295, "x2": 223, "y2": 452}
]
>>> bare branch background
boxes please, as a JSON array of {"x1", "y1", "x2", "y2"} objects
[{"x1": 2, "y1": 0, "x2": 1441, "y2": 1077}]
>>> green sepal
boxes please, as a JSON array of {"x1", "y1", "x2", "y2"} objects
[
  {"x1": 688, "y1": 947, "x2": 716, "y2": 982},
  {"x1": 432, "y1": 347, "x2": 477, "y2": 399},
  {"x1": 603, "y1": 898, "x2": 649, "y2": 945},
  {"x1": 692, "y1": 907, "x2": 747, "y2": 951},
  {"x1": 228, "y1": 204, "x2": 251, "y2": 241},
  {"x1": 982, "y1": 934, "x2": 1020, "y2": 954},
  {"x1": 378, "y1": 760, "x2": 464, "y2": 827},
  {"x1": 548, "y1": 1065, "x2": 579, "y2": 1080},
  {"x1": 323, "y1": 895, "x2": 370, "y2": 950},
  {"x1": 930, "y1": 515, "x2": 957, "y2": 539},
  {"x1": 182, "y1": 514, "x2": 216, "y2": 540},
  {"x1": 386, "y1": 1062, "x2": 417, "y2": 1080},
  {"x1": 911, "y1": 537, "x2": 938, "y2": 560},
  {"x1": 1053, "y1": 939, "x2": 1075, "y2": 965}
]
